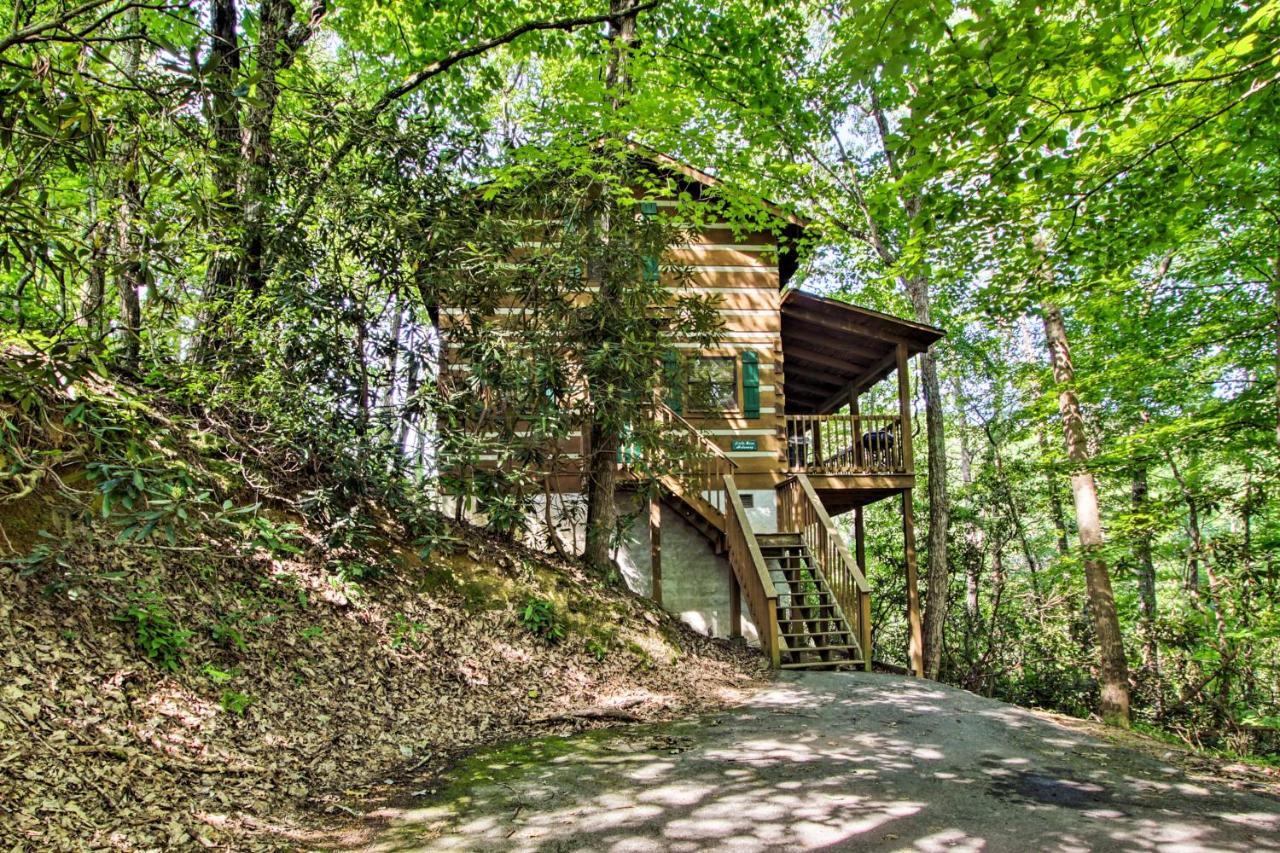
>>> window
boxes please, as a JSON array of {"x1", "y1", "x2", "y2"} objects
[{"x1": 687, "y1": 356, "x2": 738, "y2": 412}]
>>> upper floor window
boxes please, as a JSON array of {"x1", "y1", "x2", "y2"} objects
[{"x1": 688, "y1": 356, "x2": 738, "y2": 412}]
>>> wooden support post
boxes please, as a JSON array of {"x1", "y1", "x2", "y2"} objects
[
  {"x1": 855, "y1": 506, "x2": 872, "y2": 672},
  {"x1": 850, "y1": 392, "x2": 863, "y2": 471},
  {"x1": 902, "y1": 488, "x2": 924, "y2": 677},
  {"x1": 649, "y1": 496, "x2": 662, "y2": 606},
  {"x1": 896, "y1": 343, "x2": 914, "y2": 473},
  {"x1": 729, "y1": 571, "x2": 742, "y2": 639}
]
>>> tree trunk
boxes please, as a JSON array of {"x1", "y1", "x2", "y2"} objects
[
  {"x1": 115, "y1": 168, "x2": 144, "y2": 364},
  {"x1": 197, "y1": 0, "x2": 242, "y2": 357},
  {"x1": 953, "y1": 377, "x2": 980, "y2": 628},
  {"x1": 1130, "y1": 457, "x2": 1160, "y2": 708},
  {"x1": 952, "y1": 374, "x2": 972, "y2": 486},
  {"x1": 583, "y1": 419, "x2": 620, "y2": 574},
  {"x1": 905, "y1": 274, "x2": 950, "y2": 681},
  {"x1": 1042, "y1": 301, "x2": 1131, "y2": 727},
  {"x1": 103, "y1": 9, "x2": 146, "y2": 365},
  {"x1": 235, "y1": 0, "x2": 291, "y2": 298},
  {"x1": 237, "y1": 0, "x2": 323, "y2": 296},
  {"x1": 1167, "y1": 450, "x2": 1233, "y2": 723},
  {"x1": 80, "y1": 178, "x2": 107, "y2": 340},
  {"x1": 982, "y1": 418, "x2": 1043, "y2": 602},
  {"x1": 198, "y1": 0, "x2": 324, "y2": 354},
  {"x1": 1038, "y1": 428, "x2": 1071, "y2": 556},
  {"x1": 581, "y1": 0, "x2": 638, "y2": 577},
  {"x1": 1273, "y1": 255, "x2": 1280, "y2": 450},
  {"x1": 378, "y1": 296, "x2": 404, "y2": 438}
]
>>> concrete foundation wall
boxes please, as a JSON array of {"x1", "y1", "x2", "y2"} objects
[
  {"x1": 477, "y1": 489, "x2": 774, "y2": 644},
  {"x1": 615, "y1": 492, "x2": 759, "y2": 643}
]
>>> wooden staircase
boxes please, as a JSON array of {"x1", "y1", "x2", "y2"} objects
[
  {"x1": 756, "y1": 534, "x2": 862, "y2": 669},
  {"x1": 627, "y1": 404, "x2": 872, "y2": 672}
]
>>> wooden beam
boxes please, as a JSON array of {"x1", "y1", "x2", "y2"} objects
[
  {"x1": 783, "y1": 290, "x2": 943, "y2": 344},
  {"x1": 650, "y1": 496, "x2": 662, "y2": 606},
  {"x1": 784, "y1": 345, "x2": 875, "y2": 375},
  {"x1": 854, "y1": 506, "x2": 871, "y2": 672},
  {"x1": 786, "y1": 373, "x2": 847, "y2": 394},
  {"x1": 782, "y1": 328, "x2": 886, "y2": 363},
  {"x1": 729, "y1": 572, "x2": 742, "y2": 639},
  {"x1": 902, "y1": 488, "x2": 924, "y2": 677},
  {"x1": 896, "y1": 343, "x2": 915, "y2": 473},
  {"x1": 817, "y1": 348, "x2": 899, "y2": 413}
]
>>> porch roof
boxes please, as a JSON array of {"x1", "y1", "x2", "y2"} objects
[{"x1": 780, "y1": 290, "x2": 945, "y2": 415}]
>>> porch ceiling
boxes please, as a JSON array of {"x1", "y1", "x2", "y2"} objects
[{"x1": 780, "y1": 290, "x2": 944, "y2": 415}]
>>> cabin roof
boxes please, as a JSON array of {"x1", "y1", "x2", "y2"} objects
[
  {"x1": 623, "y1": 140, "x2": 812, "y2": 228},
  {"x1": 781, "y1": 289, "x2": 944, "y2": 416}
]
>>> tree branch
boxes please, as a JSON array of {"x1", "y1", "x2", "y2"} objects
[
  {"x1": 284, "y1": 1, "x2": 661, "y2": 233},
  {"x1": 0, "y1": 0, "x2": 130, "y2": 54}
]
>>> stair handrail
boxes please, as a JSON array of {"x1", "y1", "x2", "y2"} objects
[
  {"x1": 723, "y1": 473, "x2": 780, "y2": 667},
  {"x1": 651, "y1": 400, "x2": 736, "y2": 519},
  {"x1": 777, "y1": 473, "x2": 871, "y2": 670},
  {"x1": 653, "y1": 401, "x2": 737, "y2": 468}
]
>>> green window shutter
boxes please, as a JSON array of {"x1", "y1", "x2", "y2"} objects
[
  {"x1": 662, "y1": 349, "x2": 682, "y2": 414},
  {"x1": 642, "y1": 255, "x2": 659, "y2": 282},
  {"x1": 616, "y1": 423, "x2": 640, "y2": 464},
  {"x1": 640, "y1": 200, "x2": 658, "y2": 217},
  {"x1": 742, "y1": 351, "x2": 760, "y2": 419}
]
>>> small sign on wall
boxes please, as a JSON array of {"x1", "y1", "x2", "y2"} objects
[{"x1": 731, "y1": 439, "x2": 758, "y2": 451}]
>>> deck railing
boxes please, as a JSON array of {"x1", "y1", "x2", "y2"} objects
[
  {"x1": 784, "y1": 413, "x2": 905, "y2": 475},
  {"x1": 777, "y1": 473, "x2": 872, "y2": 670},
  {"x1": 724, "y1": 474, "x2": 780, "y2": 667}
]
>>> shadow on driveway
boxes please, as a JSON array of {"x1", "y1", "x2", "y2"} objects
[{"x1": 352, "y1": 672, "x2": 1280, "y2": 852}]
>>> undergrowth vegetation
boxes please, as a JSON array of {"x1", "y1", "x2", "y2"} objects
[{"x1": 0, "y1": 347, "x2": 756, "y2": 849}]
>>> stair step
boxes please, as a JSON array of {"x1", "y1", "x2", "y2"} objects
[
  {"x1": 780, "y1": 659, "x2": 862, "y2": 670},
  {"x1": 778, "y1": 627, "x2": 849, "y2": 635},
  {"x1": 785, "y1": 643, "x2": 860, "y2": 653},
  {"x1": 756, "y1": 534, "x2": 803, "y2": 546}
]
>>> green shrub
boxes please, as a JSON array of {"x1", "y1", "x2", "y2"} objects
[
  {"x1": 219, "y1": 690, "x2": 254, "y2": 716},
  {"x1": 117, "y1": 592, "x2": 191, "y2": 671},
  {"x1": 210, "y1": 612, "x2": 249, "y2": 651},
  {"x1": 585, "y1": 637, "x2": 609, "y2": 662},
  {"x1": 519, "y1": 597, "x2": 566, "y2": 644},
  {"x1": 389, "y1": 612, "x2": 428, "y2": 650}
]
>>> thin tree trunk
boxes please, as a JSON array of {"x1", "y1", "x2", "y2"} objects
[
  {"x1": 583, "y1": 419, "x2": 620, "y2": 574},
  {"x1": 112, "y1": 6, "x2": 145, "y2": 365},
  {"x1": 1166, "y1": 450, "x2": 1233, "y2": 722},
  {"x1": 981, "y1": 418, "x2": 1042, "y2": 602},
  {"x1": 237, "y1": 0, "x2": 325, "y2": 296},
  {"x1": 197, "y1": 0, "x2": 242, "y2": 356},
  {"x1": 953, "y1": 374, "x2": 972, "y2": 487},
  {"x1": 1038, "y1": 428, "x2": 1071, "y2": 556},
  {"x1": 378, "y1": 295, "x2": 404, "y2": 438},
  {"x1": 1130, "y1": 456, "x2": 1160, "y2": 709},
  {"x1": 1041, "y1": 301, "x2": 1131, "y2": 727},
  {"x1": 1273, "y1": 255, "x2": 1280, "y2": 450},
  {"x1": 905, "y1": 273, "x2": 951, "y2": 681},
  {"x1": 80, "y1": 178, "x2": 107, "y2": 339},
  {"x1": 952, "y1": 377, "x2": 981, "y2": 630}
]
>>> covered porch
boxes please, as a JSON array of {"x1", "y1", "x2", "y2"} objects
[
  {"x1": 779, "y1": 289, "x2": 943, "y2": 515},
  {"x1": 776, "y1": 289, "x2": 944, "y2": 676}
]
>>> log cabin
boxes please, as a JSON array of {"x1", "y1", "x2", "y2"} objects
[{"x1": 441, "y1": 146, "x2": 943, "y2": 675}]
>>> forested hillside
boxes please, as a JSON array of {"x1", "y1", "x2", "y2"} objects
[{"x1": 2, "y1": 0, "x2": 1279, "y2": 845}]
